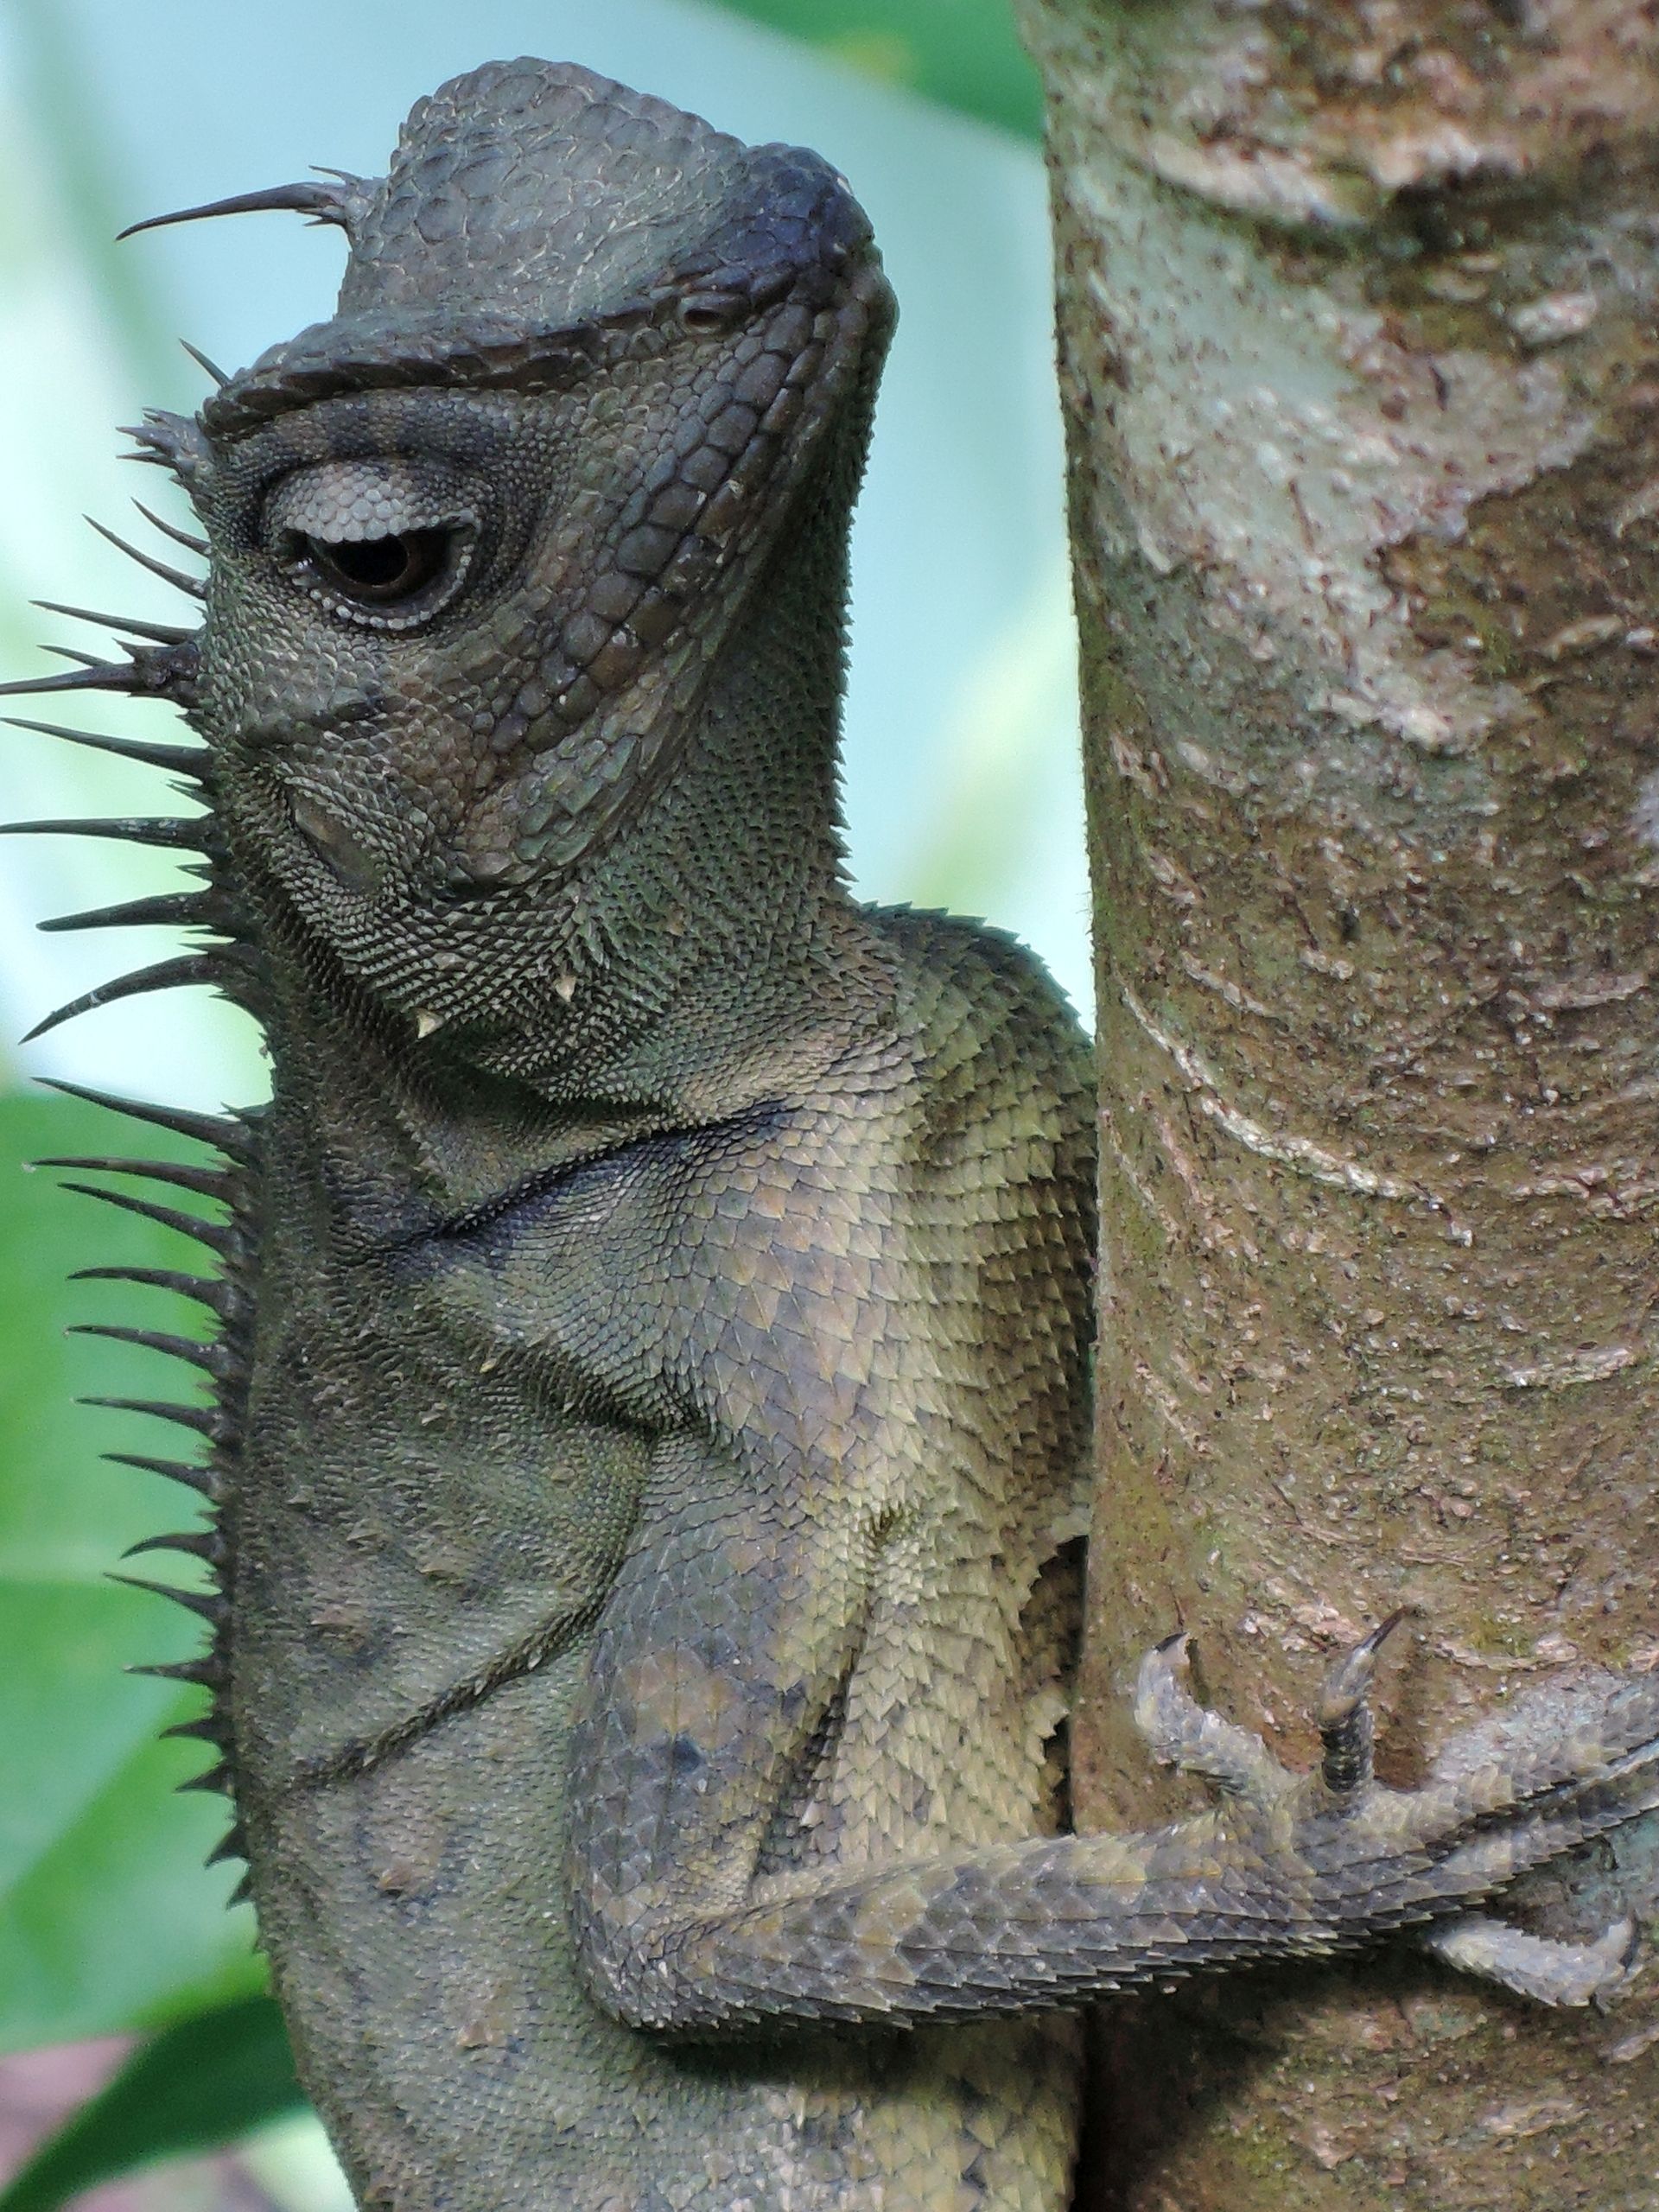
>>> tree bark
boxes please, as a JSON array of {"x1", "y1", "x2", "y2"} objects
[{"x1": 1014, "y1": 3, "x2": 1659, "y2": 2204}]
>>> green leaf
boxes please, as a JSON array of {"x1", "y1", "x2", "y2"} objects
[
  {"x1": 0, "y1": 1090, "x2": 262, "y2": 2053},
  {"x1": 0, "y1": 1998, "x2": 302, "y2": 2212},
  {"x1": 708, "y1": 0, "x2": 1043, "y2": 138}
]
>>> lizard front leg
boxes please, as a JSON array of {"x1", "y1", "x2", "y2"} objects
[{"x1": 566, "y1": 1434, "x2": 1659, "y2": 2037}]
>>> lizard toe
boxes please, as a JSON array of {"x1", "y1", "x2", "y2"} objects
[
  {"x1": 1132, "y1": 1631, "x2": 1291, "y2": 1806},
  {"x1": 1316, "y1": 1610, "x2": 1412, "y2": 1798},
  {"x1": 1421, "y1": 1910, "x2": 1641, "y2": 2009}
]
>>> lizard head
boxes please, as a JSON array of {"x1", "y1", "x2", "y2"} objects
[{"x1": 162, "y1": 60, "x2": 893, "y2": 1057}]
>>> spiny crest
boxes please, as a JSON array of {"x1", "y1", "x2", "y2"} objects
[
  {"x1": 41, "y1": 889, "x2": 224, "y2": 938},
  {"x1": 128, "y1": 1525, "x2": 225, "y2": 1566},
  {"x1": 33, "y1": 598, "x2": 194, "y2": 647},
  {"x1": 131, "y1": 1653, "x2": 225, "y2": 1688},
  {"x1": 104, "y1": 1448, "x2": 215, "y2": 1497},
  {"x1": 48, "y1": 1152, "x2": 235, "y2": 1199},
  {"x1": 73, "y1": 1322, "x2": 229, "y2": 1376},
  {"x1": 0, "y1": 813, "x2": 213, "y2": 850},
  {"x1": 3, "y1": 493, "x2": 264, "y2": 1042},
  {"x1": 43, "y1": 1079, "x2": 255, "y2": 1161},
  {"x1": 22, "y1": 952, "x2": 249, "y2": 1044},
  {"x1": 133, "y1": 500, "x2": 207, "y2": 557},
  {"x1": 81, "y1": 1393, "x2": 222, "y2": 1442},
  {"x1": 0, "y1": 483, "x2": 207, "y2": 714},
  {"x1": 3, "y1": 490, "x2": 270, "y2": 1851},
  {"x1": 0, "y1": 632, "x2": 199, "y2": 706},
  {"x1": 119, "y1": 410, "x2": 208, "y2": 487},
  {"x1": 65, "y1": 1100, "x2": 257, "y2": 1837},
  {"x1": 111, "y1": 1571, "x2": 225, "y2": 1625},
  {"x1": 8, "y1": 713, "x2": 208, "y2": 778},
  {"x1": 87, "y1": 511, "x2": 207, "y2": 598},
  {"x1": 13, "y1": 797, "x2": 251, "y2": 1895}
]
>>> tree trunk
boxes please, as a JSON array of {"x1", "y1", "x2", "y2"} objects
[{"x1": 1014, "y1": 3, "x2": 1659, "y2": 2204}]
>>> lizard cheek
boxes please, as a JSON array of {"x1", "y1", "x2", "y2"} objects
[{"x1": 286, "y1": 785, "x2": 388, "y2": 897}]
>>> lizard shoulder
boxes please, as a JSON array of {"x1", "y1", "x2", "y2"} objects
[{"x1": 857, "y1": 903, "x2": 1093, "y2": 1173}]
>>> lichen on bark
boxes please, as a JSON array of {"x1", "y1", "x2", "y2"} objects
[{"x1": 1015, "y1": 3, "x2": 1659, "y2": 2203}]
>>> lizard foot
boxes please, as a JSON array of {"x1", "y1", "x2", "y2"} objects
[
  {"x1": 1132, "y1": 1630, "x2": 1287, "y2": 1800},
  {"x1": 1133, "y1": 1624, "x2": 1655, "y2": 2006}
]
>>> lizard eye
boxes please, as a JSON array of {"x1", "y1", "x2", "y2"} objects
[
  {"x1": 296, "y1": 529, "x2": 453, "y2": 605},
  {"x1": 679, "y1": 292, "x2": 746, "y2": 335},
  {"x1": 276, "y1": 521, "x2": 474, "y2": 631},
  {"x1": 263, "y1": 455, "x2": 483, "y2": 632}
]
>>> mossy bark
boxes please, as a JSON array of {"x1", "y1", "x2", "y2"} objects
[{"x1": 1015, "y1": 3, "x2": 1659, "y2": 2204}]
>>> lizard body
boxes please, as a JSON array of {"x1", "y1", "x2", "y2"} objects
[{"x1": 13, "y1": 58, "x2": 1659, "y2": 2212}]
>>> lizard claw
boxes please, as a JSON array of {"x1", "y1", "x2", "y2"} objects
[
  {"x1": 1132, "y1": 1617, "x2": 1411, "y2": 1808},
  {"x1": 1318, "y1": 1608, "x2": 1411, "y2": 1798}
]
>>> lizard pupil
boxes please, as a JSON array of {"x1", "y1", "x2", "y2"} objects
[{"x1": 303, "y1": 528, "x2": 450, "y2": 604}]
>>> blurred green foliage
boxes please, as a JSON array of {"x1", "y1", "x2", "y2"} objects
[
  {"x1": 0, "y1": 1999, "x2": 299, "y2": 2212},
  {"x1": 702, "y1": 0, "x2": 1041, "y2": 137}
]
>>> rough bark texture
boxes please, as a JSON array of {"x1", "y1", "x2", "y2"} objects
[{"x1": 1014, "y1": 3, "x2": 1659, "y2": 2205}]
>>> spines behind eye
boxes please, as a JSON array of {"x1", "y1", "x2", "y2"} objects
[{"x1": 86, "y1": 514, "x2": 207, "y2": 601}]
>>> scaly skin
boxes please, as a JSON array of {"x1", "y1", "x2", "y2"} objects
[{"x1": 13, "y1": 58, "x2": 1659, "y2": 2212}]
